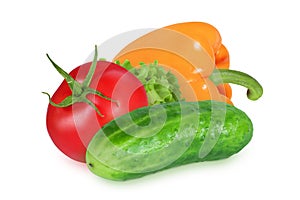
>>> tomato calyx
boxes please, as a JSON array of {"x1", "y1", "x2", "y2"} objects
[{"x1": 43, "y1": 46, "x2": 119, "y2": 117}]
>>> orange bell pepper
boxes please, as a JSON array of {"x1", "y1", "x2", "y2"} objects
[
  {"x1": 164, "y1": 22, "x2": 232, "y2": 99},
  {"x1": 113, "y1": 22, "x2": 262, "y2": 104}
]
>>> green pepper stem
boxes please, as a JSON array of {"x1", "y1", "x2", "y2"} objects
[{"x1": 209, "y1": 69, "x2": 263, "y2": 100}]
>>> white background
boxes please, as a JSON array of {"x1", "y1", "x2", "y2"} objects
[{"x1": 1, "y1": 0, "x2": 299, "y2": 199}]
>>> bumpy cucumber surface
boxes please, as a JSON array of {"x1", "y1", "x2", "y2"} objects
[{"x1": 86, "y1": 101, "x2": 253, "y2": 181}]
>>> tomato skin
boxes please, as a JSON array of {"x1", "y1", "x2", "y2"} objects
[{"x1": 46, "y1": 61, "x2": 148, "y2": 162}]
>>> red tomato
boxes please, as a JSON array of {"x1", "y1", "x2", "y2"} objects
[{"x1": 46, "y1": 60, "x2": 148, "y2": 163}]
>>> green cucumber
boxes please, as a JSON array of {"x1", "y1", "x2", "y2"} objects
[{"x1": 86, "y1": 101, "x2": 253, "y2": 181}]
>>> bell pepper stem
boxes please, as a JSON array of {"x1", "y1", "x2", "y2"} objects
[{"x1": 210, "y1": 69, "x2": 263, "y2": 100}]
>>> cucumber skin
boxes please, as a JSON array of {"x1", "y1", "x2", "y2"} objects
[{"x1": 86, "y1": 101, "x2": 253, "y2": 181}]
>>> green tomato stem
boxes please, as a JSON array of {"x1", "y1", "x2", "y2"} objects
[
  {"x1": 209, "y1": 69, "x2": 263, "y2": 100},
  {"x1": 82, "y1": 45, "x2": 98, "y2": 88},
  {"x1": 43, "y1": 45, "x2": 117, "y2": 117},
  {"x1": 46, "y1": 54, "x2": 83, "y2": 96}
]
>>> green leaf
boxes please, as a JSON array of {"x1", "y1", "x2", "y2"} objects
[
  {"x1": 115, "y1": 59, "x2": 133, "y2": 70},
  {"x1": 118, "y1": 60, "x2": 183, "y2": 105}
]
